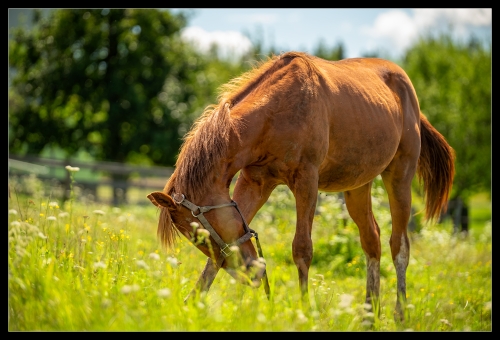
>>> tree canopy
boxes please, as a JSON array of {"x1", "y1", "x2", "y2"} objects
[
  {"x1": 8, "y1": 9, "x2": 246, "y2": 167},
  {"x1": 402, "y1": 34, "x2": 491, "y2": 202}
]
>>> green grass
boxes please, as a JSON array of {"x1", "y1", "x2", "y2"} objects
[{"x1": 8, "y1": 172, "x2": 491, "y2": 331}]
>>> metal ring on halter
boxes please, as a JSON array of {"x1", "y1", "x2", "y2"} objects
[
  {"x1": 173, "y1": 193, "x2": 185, "y2": 204},
  {"x1": 191, "y1": 210, "x2": 202, "y2": 218}
]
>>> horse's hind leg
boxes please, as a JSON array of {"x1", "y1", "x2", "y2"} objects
[
  {"x1": 381, "y1": 158, "x2": 417, "y2": 322},
  {"x1": 344, "y1": 181, "x2": 382, "y2": 313}
]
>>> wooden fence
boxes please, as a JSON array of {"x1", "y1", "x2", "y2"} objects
[{"x1": 8, "y1": 154, "x2": 174, "y2": 205}]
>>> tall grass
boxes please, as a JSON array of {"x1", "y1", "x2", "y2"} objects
[{"x1": 8, "y1": 170, "x2": 491, "y2": 331}]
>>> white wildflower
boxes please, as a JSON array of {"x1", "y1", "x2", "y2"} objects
[
  {"x1": 93, "y1": 210, "x2": 105, "y2": 216},
  {"x1": 10, "y1": 221, "x2": 21, "y2": 227},
  {"x1": 121, "y1": 284, "x2": 140, "y2": 294},
  {"x1": 257, "y1": 313, "x2": 267, "y2": 322},
  {"x1": 9, "y1": 209, "x2": 17, "y2": 215},
  {"x1": 93, "y1": 261, "x2": 107, "y2": 269},
  {"x1": 440, "y1": 319, "x2": 452, "y2": 326},
  {"x1": 38, "y1": 232, "x2": 47, "y2": 239},
  {"x1": 49, "y1": 202, "x2": 58, "y2": 207},
  {"x1": 339, "y1": 293, "x2": 354, "y2": 309},
  {"x1": 157, "y1": 288, "x2": 171, "y2": 298},
  {"x1": 58, "y1": 212, "x2": 69, "y2": 218},
  {"x1": 47, "y1": 216, "x2": 57, "y2": 221},
  {"x1": 65, "y1": 165, "x2": 80, "y2": 172},
  {"x1": 136, "y1": 260, "x2": 149, "y2": 270},
  {"x1": 149, "y1": 253, "x2": 160, "y2": 260},
  {"x1": 166, "y1": 256, "x2": 178, "y2": 268},
  {"x1": 197, "y1": 229, "x2": 210, "y2": 239}
]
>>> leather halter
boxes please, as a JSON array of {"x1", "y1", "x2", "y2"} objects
[{"x1": 172, "y1": 193, "x2": 258, "y2": 268}]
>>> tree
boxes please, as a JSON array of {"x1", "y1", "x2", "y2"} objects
[
  {"x1": 313, "y1": 39, "x2": 345, "y2": 61},
  {"x1": 402, "y1": 33, "x2": 491, "y2": 233},
  {"x1": 8, "y1": 9, "x2": 224, "y2": 204}
]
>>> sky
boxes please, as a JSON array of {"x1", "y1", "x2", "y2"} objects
[{"x1": 171, "y1": 8, "x2": 492, "y2": 61}]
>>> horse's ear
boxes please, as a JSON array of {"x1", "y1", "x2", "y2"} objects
[{"x1": 147, "y1": 192, "x2": 177, "y2": 211}]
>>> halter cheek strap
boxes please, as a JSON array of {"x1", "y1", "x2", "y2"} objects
[{"x1": 172, "y1": 193, "x2": 254, "y2": 268}]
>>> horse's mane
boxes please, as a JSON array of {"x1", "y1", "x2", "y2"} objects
[{"x1": 159, "y1": 52, "x2": 321, "y2": 249}]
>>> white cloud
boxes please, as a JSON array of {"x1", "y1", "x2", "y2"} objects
[
  {"x1": 413, "y1": 8, "x2": 492, "y2": 28},
  {"x1": 360, "y1": 8, "x2": 491, "y2": 57},
  {"x1": 181, "y1": 26, "x2": 253, "y2": 60}
]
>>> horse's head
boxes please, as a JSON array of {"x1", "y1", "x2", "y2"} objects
[{"x1": 147, "y1": 191, "x2": 266, "y2": 287}]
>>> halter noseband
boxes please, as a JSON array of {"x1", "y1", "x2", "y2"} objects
[{"x1": 172, "y1": 193, "x2": 260, "y2": 268}]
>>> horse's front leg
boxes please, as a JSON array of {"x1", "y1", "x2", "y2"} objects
[
  {"x1": 183, "y1": 258, "x2": 219, "y2": 303},
  {"x1": 289, "y1": 167, "x2": 319, "y2": 302}
]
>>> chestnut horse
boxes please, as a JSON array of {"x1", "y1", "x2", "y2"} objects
[{"x1": 147, "y1": 51, "x2": 455, "y2": 321}]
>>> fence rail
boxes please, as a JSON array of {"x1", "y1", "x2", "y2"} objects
[{"x1": 8, "y1": 154, "x2": 174, "y2": 205}]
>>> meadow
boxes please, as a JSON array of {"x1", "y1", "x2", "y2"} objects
[{"x1": 8, "y1": 168, "x2": 491, "y2": 331}]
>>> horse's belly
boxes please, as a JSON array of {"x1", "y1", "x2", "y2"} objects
[
  {"x1": 318, "y1": 161, "x2": 386, "y2": 191},
  {"x1": 317, "y1": 143, "x2": 397, "y2": 192}
]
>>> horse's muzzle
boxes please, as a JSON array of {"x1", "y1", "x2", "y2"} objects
[{"x1": 224, "y1": 257, "x2": 266, "y2": 288}]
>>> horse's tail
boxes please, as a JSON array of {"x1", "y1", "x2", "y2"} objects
[{"x1": 417, "y1": 112, "x2": 455, "y2": 222}]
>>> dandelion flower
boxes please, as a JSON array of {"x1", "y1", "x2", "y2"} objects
[
  {"x1": 47, "y1": 216, "x2": 57, "y2": 221},
  {"x1": 93, "y1": 210, "x2": 105, "y2": 216}
]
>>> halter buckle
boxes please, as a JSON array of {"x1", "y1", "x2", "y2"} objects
[{"x1": 220, "y1": 244, "x2": 233, "y2": 257}]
